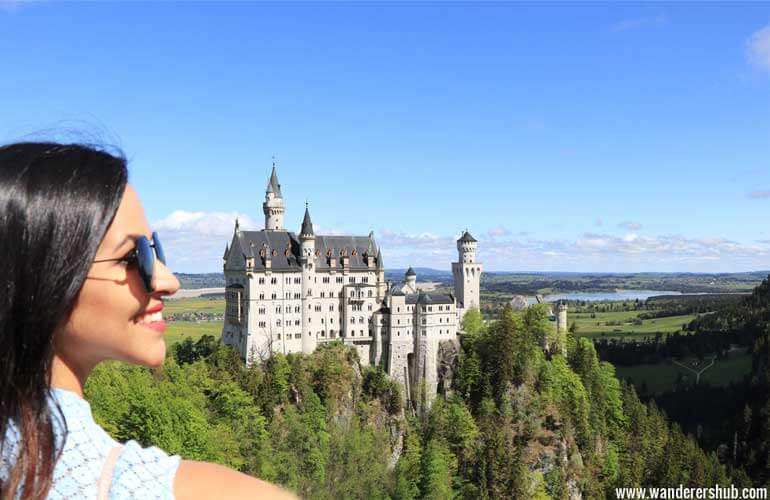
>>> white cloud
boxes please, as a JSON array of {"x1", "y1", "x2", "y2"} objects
[
  {"x1": 747, "y1": 190, "x2": 770, "y2": 199},
  {"x1": 618, "y1": 221, "x2": 643, "y2": 230},
  {"x1": 153, "y1": 210, "x2": 260, "y2": 272},
  {"x1": 611, "y1": 15, "x2": 667, "y2": 32},
  {"x1": 373, "y1": 228, "x2": 770, "y2": 272},
  {"x1": 748, "y1": 23, "x2": 770, "y2": 72},
  {"x1": 152, "y1": 210, "x2": 770, "y2": 273},
  {"x1": 487, "y1": 225, "x2": 511, "y2": 238}
]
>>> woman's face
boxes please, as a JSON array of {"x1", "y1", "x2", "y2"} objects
[{"x1": 56, "y1": 185, "x2": 180, "y2": 371}]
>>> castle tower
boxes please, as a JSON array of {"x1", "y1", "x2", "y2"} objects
[
  {"x1": 262, "y1": 163, "x2": 285, "y2": 231},
  {"x1": 452, "y1": 230, "x2": 482, "y2": 321},
  {"x1": 376, "y1": 248, "x2": 386, "y2": 301},
  {"x1": 405, "y1": 266, "x2": 417, "y2": 293},
  {"x1": 555, "y1": 301, "x2": 568, "y2": 355},
  {"x1": 299, "y1": 204, "x2": 316, "y2": 354}
]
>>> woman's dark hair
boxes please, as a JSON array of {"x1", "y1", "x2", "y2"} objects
[{"x1": 0, "y1": 143, "x2": 128, "y2": 499}]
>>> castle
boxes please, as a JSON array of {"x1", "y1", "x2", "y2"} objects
[{"x1": 220, "y1": 165, "x2": 482, "y2": 407}]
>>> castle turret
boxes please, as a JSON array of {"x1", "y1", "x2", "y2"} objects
[
  {"x1": 555, "y1": 301, "x2": 568, "y2": 355},
  {"x1": 405, "y1": 266, "x2": 417, "y2": 293},
  {"x1": 376, "y1": 248, "x2": 386, "y2": 300},
  {"x1": 452, "y1": 230, "x2": 482, "y2": 322},
  {"x1": 299, "y1": 204, "x2": 316, "y2": 354},
  {"x1": 262, "y1": 163, "x2": 285, "y2": 231}
]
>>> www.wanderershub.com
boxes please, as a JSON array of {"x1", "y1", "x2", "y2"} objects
[{"x1": 614, "y1": 485, "x2": 768, "y2": 499}]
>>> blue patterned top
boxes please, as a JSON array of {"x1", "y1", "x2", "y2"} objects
[{"x1": 1, "y1": 388, "x2": 181, "y2": 499}]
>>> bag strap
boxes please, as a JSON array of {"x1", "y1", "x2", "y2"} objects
[{"x1": 96, "y1": 445, "x2": 123, "y2": 500}]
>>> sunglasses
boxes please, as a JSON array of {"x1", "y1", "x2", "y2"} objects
[{"x1": 93, "y1": 232, "x2": 166, "y2": 292}]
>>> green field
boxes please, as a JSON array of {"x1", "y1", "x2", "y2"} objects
[
  {"x1": 570, "y1": 310, "x2": 697, "y2": 341},
  {"x1": 614, "y1": 350, "x2": 751, "y2": 394},
  {"x1": 163, "y1": 297, "x2": 225, "y2": 315},
  {"x1": 165, "y1": 320, "x2": 222, "y2": 348}
]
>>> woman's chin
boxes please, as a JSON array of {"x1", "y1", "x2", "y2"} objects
[{"x1": 130, "y1": 345, "x2": 167, "y2": 368}]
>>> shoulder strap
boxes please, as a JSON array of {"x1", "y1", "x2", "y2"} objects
[{"x1": 96, "y1": 444, "x2": 123, "y2": 500}]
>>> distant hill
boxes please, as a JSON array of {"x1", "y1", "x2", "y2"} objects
[{"x1": 176, "y1": 273, "x2": 226, "y2": 289}]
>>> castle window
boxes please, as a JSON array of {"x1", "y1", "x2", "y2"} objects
[
  {"x1": 360, "y1": 330, "x2": 364, "y2": 336},
  {"x1": 330, "y1": 318, "x2": 334, "y2": 324},
  {"x1": 350, "y1": 317, "x2": 355, "y2": 324},
  {"x1": 336, "y1": 277, "x2": 343, "y2": 283},
  {"x1": 258, "y1": 321, "x2": 266, "y2": 328},
  {"x1": 258, "y1": 307, "x2": 265, "y2": 314},
  {"x1": 285, "y1": 277, "x2": 290, "y2": 284},
  {"x1": 295, "y1": 333, "x2": 301, "y2": 339},
  {"x1": 276, "y1": 319, "x2": 281, "y2": 326},
  {"x1": 295, "y1": 306, "x2": 300, "y2": 313},
  {"x1": 277, "y1": 334, "x2": 281, "y2": 339},
  {"x1": 397, "y1": 319, "x2": 400, "y2": 325},
  {"x1": 259, "y1": 277, "x2": 265, "y2": 284},
  {"x1": 295, "y1": 320, "x2": 300, "y2": 326},
  {"x1": 362, "y1": 277, "x2": 368, "y2": 283},
  {"x1": 276, "y1": 306, "x2": 281, "y2": 313},
  {"x1": 329, "y1": 305, "x2": 334, "y2": 312},
  {"x1": 271, "y1": 293, "x2": 277, "y2": 300},
  {"x1": 323, "y1": 277, "x2": 330, "y2": 284},
  {"x1": 286, "y1": 292, "x2": 290, "y2": 299},
  {"x1": 368, "y1": 304, "x2": 372, "y2": 311},
  {"x1": 320, "y1": 292, "x2": 325, "y2": 298},
  {"x1": 294, "y1": 293, "x2": 301, "y2": 299},
  {"x1": 259, "y1": 293, "x2": 265, "y2": 300},
  {"x1": 271, "y1": 277, "x2": 277, "y2": 284},
  {"x1": 294, "y1": 277, "x2": 301, "y2": 284},
  {"x1": 368, "y1": 290, "x2": 373, "y2": 297},
  {"x1": 359, "y1": 317, "x2": 364, "y2": 324},
  {"x1": 349, "y1": 277, "x2": 355, "y2": 283}
]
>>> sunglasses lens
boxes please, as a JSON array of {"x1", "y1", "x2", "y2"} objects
[
  {"x1": 135, "y1": 236, "x2": 155, "y2": 292},
  {"x1": 152, "y1": 232, "x2": 166, "y2": 265}
]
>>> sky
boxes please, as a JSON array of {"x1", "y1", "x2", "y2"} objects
[{"x1": 1, "y1": 1, "x2": 769, "y2": 273}]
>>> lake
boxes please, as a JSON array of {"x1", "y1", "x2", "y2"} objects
[{"x1": 529, "y1": 290, "x2": 684, "y2": 303}]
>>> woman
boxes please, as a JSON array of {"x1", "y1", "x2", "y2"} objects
[{"x1": 0, "y1": 143, "x2": 295, "y2": 499}]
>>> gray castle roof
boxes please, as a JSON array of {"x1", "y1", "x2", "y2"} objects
[
  {"x1": 234, "y1": 230, "x2": 381, "y2": 272},
  {"x1": 405, "y1": 266, "x2": 416, "y2": 277},
  {"x1": 405, "y1": 291, "x2": 455, "y2": 305},
  {"x1": 459, "y1": 231, "x2": 477, "y2": 243}
]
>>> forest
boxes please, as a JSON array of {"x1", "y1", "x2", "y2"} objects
[{"x1": 84, "y1": 299, "x2": 764, "y2": 498}]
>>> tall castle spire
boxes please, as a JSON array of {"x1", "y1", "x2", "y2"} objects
[{"x1": 263, "y1": 160, "x2": 285, "y2": 231}]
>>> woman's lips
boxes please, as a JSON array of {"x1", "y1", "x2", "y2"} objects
[
  {"x1": 135, "y1": 309, "x2": 166, "y2": 332},
  {"x1": 140, "y1": 320, "x2": 167, "y2": 333}
]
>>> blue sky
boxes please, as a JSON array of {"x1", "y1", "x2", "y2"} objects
[{"x1": 1, "y1": 1, "x2": 769, "y2": 273}]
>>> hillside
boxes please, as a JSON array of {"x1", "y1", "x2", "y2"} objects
[{"x1": 83, "y1": 304, "x2": 755, "y2": 498}]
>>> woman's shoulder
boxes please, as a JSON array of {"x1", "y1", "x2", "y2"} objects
[
  {"x1": 108, "y1": 440, "x2": 181, "y2": 499},
  {"x1": 49, "y1": 388, "x2": 180, "y2": 499}
]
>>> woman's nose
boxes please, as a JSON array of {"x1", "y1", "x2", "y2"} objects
[{"x1": 152, "y1": 260, "x2": 181, "y2": 296}]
